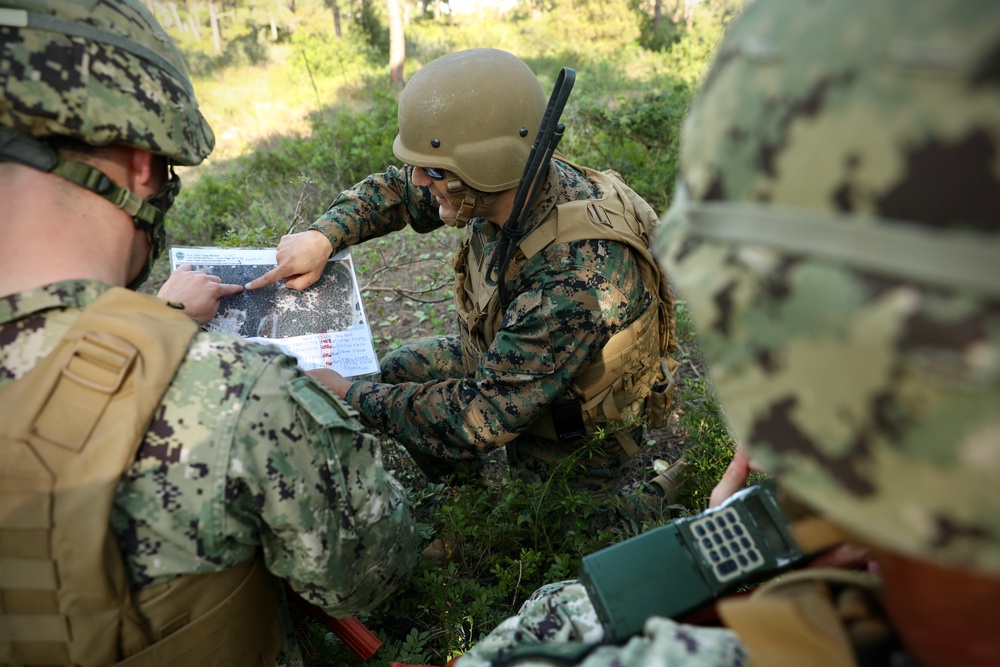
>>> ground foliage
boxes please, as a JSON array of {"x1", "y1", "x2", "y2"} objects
[{"x1": 144, "y1": 0, "x2": 746, "y2": 663}]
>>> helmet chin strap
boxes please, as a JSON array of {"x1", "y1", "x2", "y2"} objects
[
  {"x1": 0, "y1": 127, "x2": 174, "y2": 289},
  {"x1": 439, "y1": 177, "x2": 500, "y2": 228}
]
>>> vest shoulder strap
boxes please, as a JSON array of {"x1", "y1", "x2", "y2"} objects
[
  {"x1": 519, "y1": 164, "x2": 677, "y2": 357},
  {"x1": 1, "y1": 288, "x2": 285, "y2": 666},
  {"x1": 0, "y1": 288, "x2": 199, "y2": 665},
  {"x1": 519, "y1": 167, "x2": 679, "y2": 441}
]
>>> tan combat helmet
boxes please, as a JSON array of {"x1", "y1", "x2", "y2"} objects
[
  {"x1": 0, "y1": 0, "x2": 214, "y2": 286},
  {"x1": 393, "y1": 48, "x2": 546, "y2": 226},
  {"x1": 656, "y1": 0, "x2": 1000, "y2": 575}
]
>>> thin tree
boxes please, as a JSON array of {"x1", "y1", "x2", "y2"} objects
[
  {"x1": 327, "y1": 0, "x2": 343, "y2": 37},
  {"x1": 388, "y1": 0, "x2": 405, "y2": 87}
]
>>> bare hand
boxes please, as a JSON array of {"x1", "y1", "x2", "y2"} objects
[
  {"x1": 307, "y1": 367, "x2": 353, "y2": 399},
  {"x1": 157, "y1": 264, "x2": 244, "y2": 324},
  {"x1": 710, "y1": 448, "x2": 875, "y2": 570},
  {"x1": 708, "y1": 444, "x2": 764, "y2": 508},
  {"x1": 245, "y1": 230, "x2": 334, "y2": 291}
]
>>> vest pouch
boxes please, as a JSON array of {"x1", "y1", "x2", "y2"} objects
[
  {"x1": 0, "y1": 288, "x2": 282, "y2": 666},
  {"x1": 453, "y1": 242, "x2": 485, "y2": 375},
  {"x1": 718, "y1": 569, "x2": 893, "y2": 667},
  {"x1": 645, "y1": 357, "x2": 679, "y2": 430},
  {"x1": 119, "y1": 557, "x2": 283, "y2": 667}
]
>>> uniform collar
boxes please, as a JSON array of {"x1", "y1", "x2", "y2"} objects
[
  {"x1": 518, "y1": 159, "x2": 595, "y2": 237},
  {"x1": 0, "y1": 280, "x2": 112, "y2": 325}
]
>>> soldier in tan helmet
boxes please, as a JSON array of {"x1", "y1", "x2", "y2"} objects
[
  {"x1": 249, "y1": 49, "x2": 681, "y2": 514},
  {"x1": 444, "y1": 0, "x2": 1000, "y2": 665},
  {"x1": 0, "y1": 1, "x2": 416, "y2": 664}
]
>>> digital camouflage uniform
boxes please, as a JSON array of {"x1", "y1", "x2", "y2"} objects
[
  {"x1": 0, "y1": 280, "x2": 418, "y2": 665},
  {"x1": 310, "y1": 159, "x2": 656, "y2": 494},
  {"x1": 453, "y1": 580, "x2": 748, "y2": 667},
  {"x1": 452, "y1": 0, "x2": 1000, "y2": 665},
  {"x1": 1, "y1": 3, "x2": 417, "y2": 660}
]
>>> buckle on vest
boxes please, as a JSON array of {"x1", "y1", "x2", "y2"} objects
[
  {"x1": 62, "y1": 333, "x2": 138, "y2": 394},
  {"x1": 550, "y1": 402, "x2": 587, "y2": 441}
]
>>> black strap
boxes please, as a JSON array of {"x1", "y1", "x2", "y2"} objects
[
  {"x1": 0, "y1": 126, "x2": 59, "y2": 171},
  {"x1": 486, "y1": 67, "x2": 576, "y2": 309},
  {"x1": 0, "y1": 126, "x2": 167, "y2": 288}
]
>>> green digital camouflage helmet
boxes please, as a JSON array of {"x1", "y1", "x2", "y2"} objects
[
  {"x1": 656, "y1": 0, "x2": 1000, "y2": 575},
  {"x1": 0, "y1": 0, "x2": 214, "y2": 286},
  {"x1": 0, "y1": 0, "x2": 212, "y2": 164},
  {"x1": 392, "y1": 48, "x2": 546, "y2": 193}
]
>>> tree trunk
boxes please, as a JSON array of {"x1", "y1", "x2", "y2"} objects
[
  {"x1": 388, "y1": 0, "x2": 405, "y2": 87},
  {"x1": 684, "y1": 0, "x2": 698, "y2": 28},
  {"x1": 328, "y1": 0, "x2": 343, "y2": 38},
  {"x1": 209, "y1": 0, "x2": 222, "y2": 52},
  {"x1": 187, "y1": 1, "x2": 202, "y2": 42}
]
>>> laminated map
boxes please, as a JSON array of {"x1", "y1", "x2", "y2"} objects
[{"x1": 170, "y1": 246, "x2": 379, "y2": 377}]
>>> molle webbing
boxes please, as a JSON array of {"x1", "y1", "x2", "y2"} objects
[
  {"x1": 0, "y1": 288, "x2": 196, "y2": 664},
  {"x1": 454, "y1": 163, "x2": 676, "y2": 452},
  {"x1": 0, "y1": 288, "x2": 282, "y2": 665},
  {"x1": 521, "y1": 168, "x2": 676, "y2": 450}
]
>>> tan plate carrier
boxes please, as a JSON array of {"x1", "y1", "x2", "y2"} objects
[{"x1": 0, "y1": 288, "x2": 282, "y2": 666}]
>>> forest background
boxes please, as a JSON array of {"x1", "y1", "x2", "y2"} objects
[{"x1": 143, "y1": 0, "x2": 745, "y2": 663}]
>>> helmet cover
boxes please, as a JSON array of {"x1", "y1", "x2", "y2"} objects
[
  {"x1": 0, "y1": 0, "x2": 214, "y2": 166},
  {"x1": 656, "y1": 0, "x2": 1000, "y2": 574}
]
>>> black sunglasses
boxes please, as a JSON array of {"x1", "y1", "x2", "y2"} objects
[{"x1": 423, "y1": 166, "x2": 447, "y2": 180}]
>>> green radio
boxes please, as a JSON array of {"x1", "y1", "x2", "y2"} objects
[{"x1": 580, "y1": 480, "x2": 816, "y2": 642}]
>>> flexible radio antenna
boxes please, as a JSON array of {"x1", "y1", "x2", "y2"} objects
[{"x1": 485, "y1": 67, "x2": 576, "y2": 309}]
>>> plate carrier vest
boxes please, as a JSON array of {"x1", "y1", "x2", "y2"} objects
[
  {"x1": 0, "y1": 288, "x2": 283, "y2": 666},
  {"x1": 453, "y1": 159, "x2": 679, "y2": 456}
]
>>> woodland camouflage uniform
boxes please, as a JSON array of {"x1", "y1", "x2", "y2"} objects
[
  {"x1": 0, "y1": 2, "x2": 416, "y2": 664},
  {"x1": 310, "y1": 160, "x2": 653, "y2": 492},
  {"x1": 452, "y1": 0, "x2": 1000, "y2": 665},
  {"x1": 310, "y1": 50, "x2": 677, "y2": 505}
]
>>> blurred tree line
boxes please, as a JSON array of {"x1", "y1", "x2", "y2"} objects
[{"x1": 142, "y1": 0, "x2": 744, "y2": 80}]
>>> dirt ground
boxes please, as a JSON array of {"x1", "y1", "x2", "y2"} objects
[
  {"x1": 147, "y1": 232, "x2": 695, "y2": 496},
  {"x1": 351, "y1": 244, "x2": 694, "y2": 495}
]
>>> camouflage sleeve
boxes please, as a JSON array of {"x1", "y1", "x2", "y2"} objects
[
  {"x1": 454, "y1": 581, "x2": 748, "y2": 667},
  {"x1": 309, "y1": 164, "x2": 443, "y2": 255},
  {"x1": 345, "y1": 239, "x2": 651, "y2": 460},
  {"x1": 225, "y1": 354, "x2": 418, "y2": 616}
]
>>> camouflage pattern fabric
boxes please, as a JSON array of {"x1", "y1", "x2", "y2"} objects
[
  {"x1": 0, "y1": 280, "x2": 418, "y2": 666},
  {"x1": 452, "y1": 580, "x2": 748, "y2": 667},
  {"x1": 311, "y1": 160, "x2": 656, "y2": 496},
  {"x1": 0, "y1": 0, "x2": 213, "y2": 165},
  {"x1": 440, "y1": 2, "x2": 1000, "y2": 666},
  {"x1": 657, "y1": 0, "x2": 1000, "y2": 576}
]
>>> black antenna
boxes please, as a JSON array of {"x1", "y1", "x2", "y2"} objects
[{"x1": 485, "y1": 67, "x2": 576, "y2": 309}]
